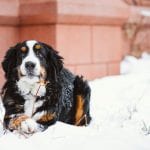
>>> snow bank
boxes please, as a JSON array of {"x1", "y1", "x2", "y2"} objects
[
  {"x1": 120, "y1": 52, "x2": 150, "y2": 74},
  {"x1": 1, "y1": 53, "x2": 150, "y2": 150},
  {"x1": 1, "y1": 73, "x2": 150, "y2": 150}
]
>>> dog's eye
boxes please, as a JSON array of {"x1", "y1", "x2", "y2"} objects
[
  {"x1": 21, "y1": 46, "x2": 27, "y2": 52},
  {"x1": 35, "y1": 44, "x2": 41, "y2": 50}
]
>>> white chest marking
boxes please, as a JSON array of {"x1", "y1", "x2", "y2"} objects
[
  {"x1": 24, "y1": 95, "x2": 45, "y2": 117},
  {"x1": 17, "y1": 79, "x2": 46, "y2": 117},
  {"x1": 17, "y1": 77, "x2": 46, "y2": 96},
  {"x1": 24, "y1": 94, "x2": 35, "y2": 117}
]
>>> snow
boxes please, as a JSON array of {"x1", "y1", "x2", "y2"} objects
[
  {"x1": 141, "y1": 9, "x2": 150, "y2": 17},
  {"x1": 120, "y1": 52, "x2": 150, "y2": 74},
  {"x1": 1, "y1": 53, "x2": 150, "y2": 150}
]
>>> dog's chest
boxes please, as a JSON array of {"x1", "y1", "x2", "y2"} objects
[
  {"x1": 24, "y1": 95, "x2": 44, "y2": 117},
  {"x1": 17, "y1": 79, "x2": 46, "y2": 96},
  {"x1": 17, "y1": 80, "x2": 46, "y2": 117}
]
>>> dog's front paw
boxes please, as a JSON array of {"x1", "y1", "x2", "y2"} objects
[
  {"x1": 20, "y1": 118, "x2": 39, "y2": 134},
  {"x1": 9, "y1": 115, "x2": 29, "y2": 130}
]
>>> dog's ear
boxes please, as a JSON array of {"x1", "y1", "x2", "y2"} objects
[
  {"x1": 41, "y1": 43, "x2": 63, "y2": 81},
  {"x1": 2, "y1": 44, "x2": 19, "y2": 79}
]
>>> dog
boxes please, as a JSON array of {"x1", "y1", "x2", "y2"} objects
[{"x1": 1, "y1": 40, "x2": 91, "y2": 134}]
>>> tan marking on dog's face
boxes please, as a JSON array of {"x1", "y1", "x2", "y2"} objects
[
  {"x1": 40, "y1": 66, "x2": 47, "y2": 82},
  {"x1": 21, "y1": 46, "x2": 27, "y2": 52},
  {"x1": 35, "y1": 44, "x2": 41, "y2": 50},
  {"x1": 75, "y1": 95, "x2": 84, "y2": 125}
]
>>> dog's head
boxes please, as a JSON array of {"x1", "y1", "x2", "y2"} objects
[{"x1": 2, "y1": 40, "x2": 63, "y2": 83}]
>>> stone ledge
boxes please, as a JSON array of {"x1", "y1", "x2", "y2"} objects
[
  {"x1": 0, "y1": 0, "x2": 19, "y2": 25},
  {"x1": 18, "y1": 0, "x2": 150, "y2": 26},
  {"x1": 0, "y1": 16, "x2": 19, "y2": 26},
  {"x1": 0, "y1": 0, "x2": 149, "y2": 26},
  {"x1": 19, "y1": 0, "x2": 129, "y2": 26}
]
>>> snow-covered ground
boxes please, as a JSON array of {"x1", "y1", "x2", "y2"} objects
[
  {"x1": 120, "y1": 52, "x2": 150, "y2": 74},
  {"x1": 1, "y1": 53, "x2": 150, "y2": 150}
]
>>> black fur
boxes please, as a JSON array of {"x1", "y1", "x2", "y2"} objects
[{"x1": 1, "y1": 41, "x2": 91, "y2": 131}]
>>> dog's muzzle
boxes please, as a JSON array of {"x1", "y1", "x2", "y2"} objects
[{"x1": 25, "y1": 61, "x2": 36, "y2": 76}]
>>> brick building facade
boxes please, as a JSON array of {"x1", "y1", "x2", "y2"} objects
[{"x1": 0, "y1": 0, "x2": 149, "y2": 86}]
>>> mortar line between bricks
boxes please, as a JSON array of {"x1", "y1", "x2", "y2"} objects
[{"x1": 64, "y1": 61, "x2": 120, "y2": 66}]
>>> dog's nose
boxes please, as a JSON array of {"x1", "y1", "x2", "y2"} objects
[{"x1": 25, "y1": 61, "x2": 36, "y2": 70}]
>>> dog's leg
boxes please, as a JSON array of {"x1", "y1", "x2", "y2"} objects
[
  {"x1": 33, "y1": 111, "x2": 57, "y2": 129},
  {"x1": 73, "y1": 76, "x2": 91, "y2": 126},
  {"x1": 32, "y1": 81, "x2": 61, "y2": 129}
]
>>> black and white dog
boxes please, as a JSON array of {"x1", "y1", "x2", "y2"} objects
[{"x1": 1, "y1": 40, "x2": 91, "y2": 134}]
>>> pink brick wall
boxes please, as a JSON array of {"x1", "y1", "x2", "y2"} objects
[{"x1": 0, "y1": 0, "x2": 149, "y2": 86}]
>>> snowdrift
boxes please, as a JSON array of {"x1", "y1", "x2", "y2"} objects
[
  {"x1": 0, "y1": 74, "x2": 150, "y2": 150},
  {"x1": 1, "y1": 54, "x2": 150, "y2": 150}
]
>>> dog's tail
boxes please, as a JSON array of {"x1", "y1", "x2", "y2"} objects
[{"x1": 73, "y1": 76, "x2": 91, "y2": 126}]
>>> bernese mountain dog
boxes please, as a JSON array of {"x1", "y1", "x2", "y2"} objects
[{"x1": 1, "y1": 40, "x2": 91, "y2": 134}]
